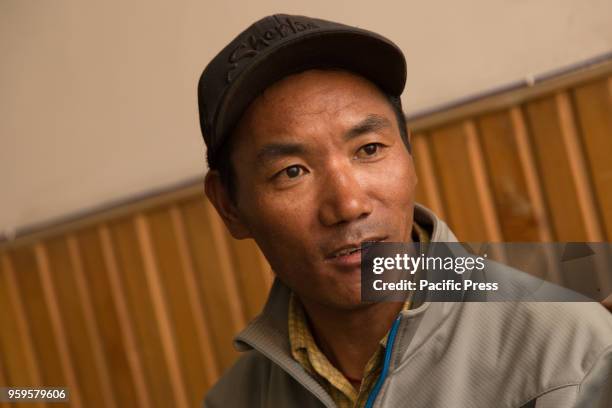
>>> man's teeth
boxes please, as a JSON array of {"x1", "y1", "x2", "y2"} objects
[{"x1": 334, "y1": 247, "x2": 360, "y2": 257}]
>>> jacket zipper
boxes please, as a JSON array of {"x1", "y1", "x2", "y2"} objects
[{"x1": 364, "y1": 315, "x2": 402, "y2": 408}]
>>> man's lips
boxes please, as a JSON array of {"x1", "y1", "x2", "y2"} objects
[{"x1": 324, "y1": 237, "x2": 386, "y2": 262}]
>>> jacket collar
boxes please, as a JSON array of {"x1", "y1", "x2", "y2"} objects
[{"x1": 232, "y1": 203, "x2": 458, "y2": 406}]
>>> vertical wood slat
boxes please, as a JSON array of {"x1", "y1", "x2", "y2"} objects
[
  {"x1": 179, "y1": 199, "x2": 240, "y2": 371},
  {"x1": 429, "y1": 124, "x2": 491, "y2": 241},
  {"x1": 33, "y1": 243, "x2": 83, "y2": 408},
  {"x1": 0, "y1": 259, "x2": 15, "y2": 408},
  {"x1": 16, "y1": 245, "x2": 67, "y2": 387},
  {"x1": 98, "y1": 225, "x2": 153, "y2": 408},
  {"x1": 510, "y1": 106, "x2": 564, "y2": 285},
  {"x1": 111, "y1": 218, "x2": 173, "y2": 407},
  {"x1": 66, "y1": 236, "x2": 118, "y2": 408},
  {"x1": 464, "y1": 120, "x2": 504, "y2": 242},
  {"x1": 556, "y1": 92, "x2": 612, "y2": 294},
  {"x1": 227, "y1": 239, "x2": 273, "y2": 320},
  {"x1": 0, "y1": 357, "x2": 12, "y2": 408},
  {"x1": 555, "y1": 92, "x2": 605, "y2": 242},
  {"x1": 1, "y1": 254, "x2": 44, "y2": 396},
  {"x1": 203, "y1": 203, "x2": 247, "y2": 332},
  {"x1": 0, "y1": 358, "x2": 5, "y2": 387},
  {"x1": 412, "y1": 134, "x2": 446, "y2": 219},
  {"x1": 476, "y1": 111, "x2": 541, "y2": 241},
  {"x1": 133, "y1": 214, "x2": 190, "y2": 408},
  {"x1": 168, "y1": 205, "x2": 220, "y2": 384},
  {"x1": 75, "y1": 227, "x2": 140, "y2": 405},
  {"x1": 141, "y1": 212, "x2": 204, "y2": 406},
  {"x1": 572, "y1": 80, "x2": 612, "y2": 240},
  {"x1": 510, "y1": 107, "x2": 555, "y2": 242},
  {"x1": 526, "y1": 97, "x2": 590, "y2": 241}
]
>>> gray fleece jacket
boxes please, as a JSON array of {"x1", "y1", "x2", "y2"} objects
[{"x1": 203, "y1": 204, "x2": 612, "y2": 407}]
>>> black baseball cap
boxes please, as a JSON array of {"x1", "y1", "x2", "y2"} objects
[{"x1": 198, "y1": 14, "x2": 407, "y2": 169}]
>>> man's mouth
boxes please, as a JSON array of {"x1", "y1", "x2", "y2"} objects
[{"x1": 326, "y1": 237, "x2": 386, "y2": 260}]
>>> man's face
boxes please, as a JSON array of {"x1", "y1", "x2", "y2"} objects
[{"x1": 221, "y1": 69, "x2": 417, "y2": 310}]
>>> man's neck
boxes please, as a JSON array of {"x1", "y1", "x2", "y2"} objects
[{"x1": 299, "y1": 298, "x2": 404, "y2": 382}]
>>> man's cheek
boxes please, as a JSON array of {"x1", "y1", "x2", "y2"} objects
[
  {"x1": 376, "y1": 164, "x2": 415, "y2": 201},
  {"x1": 390, "y1": 160, "x2": 416, "y2": 198}
]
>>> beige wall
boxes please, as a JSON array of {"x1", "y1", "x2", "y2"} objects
[{"x1": 2, "y1": 0, "x2": 611, "y2": 234}]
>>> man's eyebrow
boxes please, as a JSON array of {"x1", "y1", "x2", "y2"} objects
[
  {"x1": 344, "y1": 114, "x2": 393, "y2": 141},
  {"x1": 255, "y1": 142, "x2": 307, "y2": 164},
  {"x1": 254, "y1": 114, "x2": 391, "y2": 164}
]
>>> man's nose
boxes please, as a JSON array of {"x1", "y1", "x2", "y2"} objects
[{"x1": 318, "y1": 162, "x2": 373, "y2": 227}]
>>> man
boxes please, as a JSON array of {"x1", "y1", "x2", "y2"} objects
[{"x1": 198, "y1": 14, "x2": 612, "y2": 407}]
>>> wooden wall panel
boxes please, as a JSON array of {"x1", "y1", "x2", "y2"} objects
[
  {"x1": 0, "y1": 256, "x2": 30, "y2": 388},
  {"x1": 0, "y1": 254, "x2": 44, "y2": 408},
  {"x1": 477, "y1": 111, "x2": 541, "y2": 241},
  {"x1": 412, "y1": 133, "x2": 446, "y2": 219},
  {"x1": 146, "y1": 208, "x2": 208, "y2": 408},
  {"x1": 65, "y1": 235, "x2": 118, "y2": 408},
  {"x1": 524, "y1": 97, "x2": 589, "y2": 241},
  {"x1": 429, "y1": 123, "x2": 490, "y2": 241},
  {"x1": 109, "y1": 218, "x2": 172, "y2": 408},
  {"x1": 572, "y1": 79, "x2": 612, "y2": 240},
  {"x1": 226, "y1": 238, "x2": 272, "y2": 322},
  {"x1": 1, "y1": 62, "x2": 611, "y2": 407},
  {"x1": 9, "y1": 248, "x2": 65, "y2": 388},
  {"x1": 41, "y1": 239, "x2": 89, "y2": 408},
  {"x1": 134, "y1": 213, "x2": 190, "y2": 408},
  {"x1": 510, "y1": 107, "x2": 556, "y2": 242},
  {"x1": 98, "y1": 224, "x2": 153, "y2": 408},
  {"x1": 0, "y1": 254, "x2": 37, "y2": 408},
  {"x1": 556, "y1": 92, "x2": 605, "y2": 241},
  {"x1": 0, "y1": 357, "x2": 12, "y2": 408},
  {"x1": 75, "y1": 227, "x2": 138, "y2": 406},
  {"x1": 167, "y1": 205, "x2": 220, "y2": 389},
  {"x1": 179, "y1": 199, "x2": 242, "y2": 373}
]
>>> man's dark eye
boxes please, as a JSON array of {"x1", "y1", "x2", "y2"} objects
[
  {"x1": 284, "y1": 165, "x2": 302, "y2": 178},
  {"x1": 363, "y1": 144, "x2": 378, "y2": 155},
  {"x1": 357, "y1": 143, "x2": 383, "y2": 158}
]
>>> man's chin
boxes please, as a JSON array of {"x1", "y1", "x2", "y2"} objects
[
  {"x1": 285, "y1": 271, "x2": 365, "y2": 310},
  {"x1": 320, "y1": 288, "x2": 368, "y2": 311}
]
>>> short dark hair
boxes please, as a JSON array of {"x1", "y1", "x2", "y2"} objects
[{"x1": 212, "y1": 91, "x2": 411, "y2": 203}]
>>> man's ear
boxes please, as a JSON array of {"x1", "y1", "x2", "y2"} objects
[{"x1": 204, "y1": 170, "x2": 251, "y2": 240}]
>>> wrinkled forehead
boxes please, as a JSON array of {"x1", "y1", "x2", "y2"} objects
[{"x1": 232, "y1": 69, "x2": 393, "y2": 145}]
